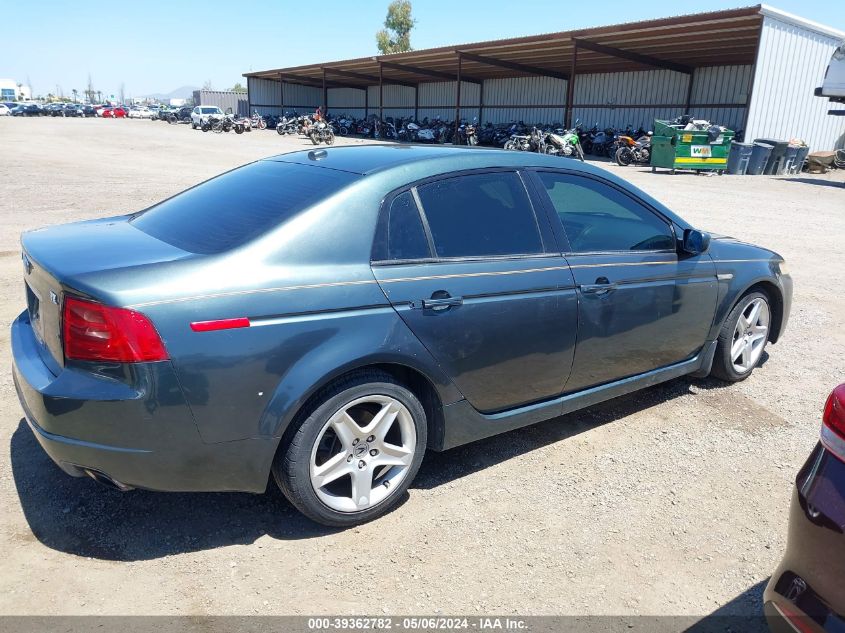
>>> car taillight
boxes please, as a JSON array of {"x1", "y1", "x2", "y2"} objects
[
  {"x1": 821, "y1": 384, "x2": 845, "y2": 462},
  {"x1": 62, "y1": 296, "x2": 168, "y2": 363}
]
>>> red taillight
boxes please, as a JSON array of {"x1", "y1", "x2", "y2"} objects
[
  {"x1": 821, "y1": 384, "x2": 845, "y2": 461},
  {"x1": 62, "y1": 296, "x2": 168, "y2": 363}
]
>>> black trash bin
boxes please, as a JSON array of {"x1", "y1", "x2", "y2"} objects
[
  {"x1": 790, "y1": 145, "x2": 810, "y2": 174},
  {"x1": 747, "y1": 143, "x2": 773, "y2": 175},
  {"x1": 727, "y1": 141, "x2": 754, "y2": 175},
  {"x1": 782, "y1": 145, "x2": 801, "y2": 175},
  {"x1": 753, "y1": 138, "x2": 790, "y2": 174}
]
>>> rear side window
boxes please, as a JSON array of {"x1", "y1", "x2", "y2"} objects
[
  {"x1": 536, "y1": 172, "x2": 675, "y2": 253},
  {"x1": 132, "y1": 161, "x2": 358, "y2": 254},
  {"x1": 415, "y1": 172, "x2": 542, "y2": 258},
  {"x1": 386, "y1": 191, "x2": 430, "y2": 261}
]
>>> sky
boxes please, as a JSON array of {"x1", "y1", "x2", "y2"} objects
[{"x1": 5, "y1": 0, "x2": 845, "y2": 99}]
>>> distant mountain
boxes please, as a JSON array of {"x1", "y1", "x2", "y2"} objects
[{"x1": 144, "y1": 85, "x2": 199, "y2": 101}]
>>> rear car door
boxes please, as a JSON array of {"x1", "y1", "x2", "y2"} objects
[
  {"x1": 528, "y1": 170, "x2": 718, "y2": 393},
  {"x1": 371, "y1": 170, "x2": 578, "y2": 413}
]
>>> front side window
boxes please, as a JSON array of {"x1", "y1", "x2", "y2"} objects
[
  {"x1": 536, "y1": 172, "x2": 675, "y2": 253},
  {"x1": 415, "y1": 172, "x2": 542, "y2": 258}
]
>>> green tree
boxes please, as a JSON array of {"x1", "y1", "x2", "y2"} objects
[
  {"x1": 230, "y1": 82, "x2": 247, "y2": 93},
  {"x1": 376, "y1": 1, "x2": 415, "y2": 54}
]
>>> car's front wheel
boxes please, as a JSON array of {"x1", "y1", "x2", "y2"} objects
[
  {"x1": 274, "y1": 371, "x2": 427, "y2": 527},
  {"x1": 711, "y1": 291, "x2": 771, "y2": 382}
]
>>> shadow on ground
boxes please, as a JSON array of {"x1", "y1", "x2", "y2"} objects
[
  {"x1": 684, "y1": 579, "x2": 769, "y2": 632},
  {"x1": 11, "y1": 375, "x2": 727, "y2": 561},
  {"x1": 780, "y1": 177, "x2": 845, "y2": 188}
]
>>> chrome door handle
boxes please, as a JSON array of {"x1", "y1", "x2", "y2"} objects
[
  {"x1": 421, "y1": 296, "x2": 463, "y2": 311},
  {"x1": 580, "y1": 277, "x2": 617, "y2": 295}
]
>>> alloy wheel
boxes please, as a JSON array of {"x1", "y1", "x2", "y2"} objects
[
  {"x1": 731, "y1": 297, "x2": 769, "y2": 373},
  {"x1": 309, "y1": 395, "x2": 416, "y2": 513}
]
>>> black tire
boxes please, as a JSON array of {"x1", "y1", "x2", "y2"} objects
[
  {"x1": 309, "y1": 132, "x2": 320, "y2": 145},
  {"x1": 325, "y1": 131, "x2": 335, "y2": 146},
  {"x1": 277, "y1": 125, "x2": 285, "y2": 135},
  {"x1": 191, "y1": 122, "x2": 197, "y2": 129},
  {"x1": 616, "y1": 147, "x2": 633, "y2": 166},
  {"x1": 273, "y1": 370, "x2": 428, "y2": 527},
  {"x1": 710, "y1": 291, "x2": 771, "y2": 382}
]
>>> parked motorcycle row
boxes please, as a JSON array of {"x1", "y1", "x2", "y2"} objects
[
  {"x1": 269, "y1": 112, "x2": 479, "y2": 146},
  {"x1": 263, "y1": 111, "x2": 659, "y2": 166}
]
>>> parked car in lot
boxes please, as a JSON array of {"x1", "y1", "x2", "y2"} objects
[
  {"x1": 80, "y1": 105, "x2": 97, "y2": 117},
  {"x1": 0, "y1": 104, "x2": 9, "y2": 116},
  {"x1": 765, "y1": 384, "x2": 845, "y2": 632},
  {"x1": 191, "y1": 105, "x2": 224, "y2": 128},
  {"x1": 12, "y1": 104, "x2": 41, "y2": 116},
  {"x1": 128, "y1": 107, "x2": 154, "y2": 119},
  {"x1": 101, "y1": 106, "x2": 127, "y2": 118},
  {"x1": 11, "y1": 145, "x2": 792, "y2": 526},
  {"x1": 62, "y1": 104, "x2": 83, "y2": 117}
]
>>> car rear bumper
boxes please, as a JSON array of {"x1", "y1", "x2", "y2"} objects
[
  {"x1": 764, "y1": 445, "x2": 845, "y2": 632},
  {"x1": 11, "y1": 310, "x2": 276, "y2": 493}
]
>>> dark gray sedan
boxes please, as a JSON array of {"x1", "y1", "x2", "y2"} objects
[{"x1": 11, "y1": 145, "x2": 792, "y2": 526}]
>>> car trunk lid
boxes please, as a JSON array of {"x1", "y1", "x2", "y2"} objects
[{"x1": 21, "y1": 216, "x2": 193, "y2": 372}]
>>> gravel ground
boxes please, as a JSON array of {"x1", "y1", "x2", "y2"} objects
[{"x1": 0, "y1": 117, "x2": 843, "y2": 620}]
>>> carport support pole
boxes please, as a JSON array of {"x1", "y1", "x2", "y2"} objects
[
  {"x1": 322, "y1": 69, "x2": 327, "y2": 116},
  {"x1": 684, "y1": 72, "x2": 694, "y2": 113},
  {"x1": 478, "y1": 80, "x2": 484, "y2": 124},
  {"x1": 279, "y1": 74, "x2": 285, "y2": 115},
  {"x1": 414, "y1": 86, "x2": 419, "y2": 122},
  {"x1": 565, "y1": 41, "x2": 578, "y2": 129},
  {"x1": 379, "y1": 63, "x2": 384, "y2": 123},
  {"x1": 454, "y1": 52, "x2": 462, "y2": 140}
]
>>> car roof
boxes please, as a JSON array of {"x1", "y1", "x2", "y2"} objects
[{"x1": 263, "y1": 144, "x2": 610, "y2": 177}]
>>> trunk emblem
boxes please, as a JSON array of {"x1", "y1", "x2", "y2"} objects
[
  {"x1": 49, "y1": 291, "x2": 59, "y2": 305},
  {"x1": 22, "y1": 253, "x2": 32, "y2": 275}
]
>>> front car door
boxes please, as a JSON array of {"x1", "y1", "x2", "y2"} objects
[
  {"x1": 371, "y1": 169, "x2": 578, "y2": 413},
  {"x1": 527, "y1": 170, "x2": 718, "y2": 393}
]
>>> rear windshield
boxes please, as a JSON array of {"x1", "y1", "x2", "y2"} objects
[
  {"x1": 201, "y1": 107, "x2": 219, "y2": 114},
  {"x1": 131, "y1": 161, "x2": 358, "y2": 254}
]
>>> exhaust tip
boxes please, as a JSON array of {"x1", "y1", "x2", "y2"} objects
[{"x1": 83, "y1": 468, "x2": 133, "y2": 492}]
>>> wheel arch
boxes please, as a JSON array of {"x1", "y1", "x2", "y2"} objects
[
  {"x1": 730, "y1": 279, "x2": 785, "y2": 344},
  {"x1": 272, "y1": 361, "x2": 447, "y2": 463}
]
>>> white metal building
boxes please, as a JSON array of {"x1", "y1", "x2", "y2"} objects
[{"x1": 245, "y1": 5, "x2": 845, "y2": 150}]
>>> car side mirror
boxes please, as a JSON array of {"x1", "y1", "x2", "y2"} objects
[{"x1": 681, "y1": 229, "x2": 711, "y2": 255}]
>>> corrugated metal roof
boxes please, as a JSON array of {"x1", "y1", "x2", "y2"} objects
[{"x1": 245, "y1": 6, "x2": 768, "y2": 88}]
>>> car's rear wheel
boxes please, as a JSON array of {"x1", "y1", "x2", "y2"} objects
[
  {"x1": 274, "y1": 371, "x2": 427, "y2": 527},
  {"x1": 711, "y1": 291, "x2": 771, "y2": 382}
]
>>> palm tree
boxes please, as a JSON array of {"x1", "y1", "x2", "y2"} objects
[{"x1": 72, "y1": 89, "x2": 78, "y2": 103}]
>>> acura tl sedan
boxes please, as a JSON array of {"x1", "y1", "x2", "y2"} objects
[{"x1": 11, "y1": 146, "x2": 792, "y2": 526}]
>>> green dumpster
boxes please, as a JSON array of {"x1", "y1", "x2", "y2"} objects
[{"x1": 650, "y1": 119, "x2": 734, "y2": 174}]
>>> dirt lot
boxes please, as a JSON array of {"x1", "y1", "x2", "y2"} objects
[{"x1": 0, "y1": 116, "x2": 843, "y2": 620}]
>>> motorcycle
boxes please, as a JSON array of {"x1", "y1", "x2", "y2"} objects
[
  {"x1": 544, "y1": 127, "x2": 585, "y2": 161},
  {"x1": 504, "y1": 127, "x2": 545, "y2": 153},
  {"x1": 249, "y1": 111, "x2": 267, "y2": 130},
  {"x1": 456, "y1": 118, "x2": 479, "y2": 145},
  {"x1": 309, "y1": 120, "x2": 335, "y2": 145},
  {"x1": 615, "y1": 132, "x2": 652, "y2": 166}
]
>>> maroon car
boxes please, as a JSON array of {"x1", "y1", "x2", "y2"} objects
[{"x1": 765, "y1": 384, "x2": 845, "y2": 632}]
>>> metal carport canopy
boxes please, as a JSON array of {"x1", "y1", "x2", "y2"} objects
[
  {"x1": 245, "y1": 5, "x2": 765, "y2": 126},
  {"x1": 245, "y1": 6, "x2": 763, "y2": 86}
]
